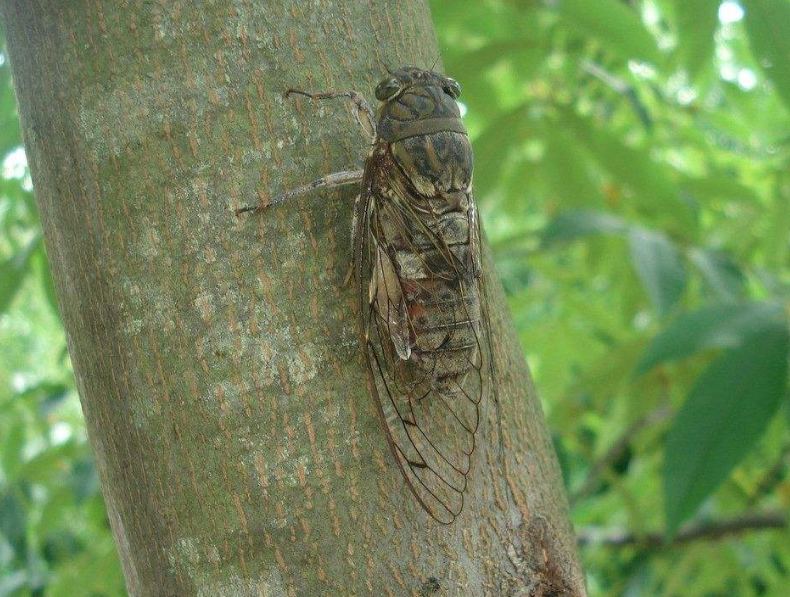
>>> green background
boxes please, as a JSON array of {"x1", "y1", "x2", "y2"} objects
[{"x1": 1, "y1": 0, "x2": 789, "y2": 595}]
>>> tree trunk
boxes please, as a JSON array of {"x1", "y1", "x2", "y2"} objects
[{"x1": 0, "y1": 1, "x2": 586, "y2": 595}]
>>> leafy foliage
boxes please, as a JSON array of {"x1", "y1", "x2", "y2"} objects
[
  {"x1": 665, "y1": 323, "x2": 789, "y2": 536},
  {"x1": 434, "y1": 0, "x2": 790, "y2": 594},
  {"x1": 1, "y1": 1, "x2": 789, "y2": 595}
]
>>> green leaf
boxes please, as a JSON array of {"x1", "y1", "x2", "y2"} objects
[
  {"x1": 71, "y1": 457, "x2": 100, "y2": 503},
  {"x1": 0, "y1": 236, "x2": 40, "y2": 315},
  {"x1": 673, "y1": 0, "x2": 720, "y2": 80},
  {"x1": 541, "y1": 209, "x2": 628, "y2": 246},
  {"x1": 687, "y1": 247, "x2": 746, "y2": 302},
  {"x1": 681, "y1": 173, "x2": 760, "y2": 206},
  {"x1": 41, "y1": 530, "x2": 85, "y2": 565},
  {"x1": 0, "y1": 490, "x2": 27, "y2": 557},
  {"x1": 628, "y1": 228, "x2": 688, "y2": 318},
  {"x1": 765, "y1": 174, "x2": 790, "y2": 268},
  {"x1": 447, "y1": 39, "x2": 544, "y2": 77},
  {"x1": 34, "y1": 245, "x2": 61, "y2": 320},
  {"x1": 742, "y1": 0, "x2": 790, "y2": 115},
  {"x1": 445, "y1": 39, "x2": 543, "y2": 121},
  {"x1": 557, "y1": 0, "x2": 662, "y2": 64},
  {"x1": 570, "y1": 337, "x2": 650, "y2": 402},
  {"x1": 0, "y1": 570, "x2": 29, "y2": 597},
  {"x1": 562, "y1": 111, "x2": 696, "y2": 235},
  {"x1": 0, "y1": 63, "x2": 21, "y2": 157},
  {"x1": 552, "y1": 433, "x2": 572, "y2": 489},
  {"x1": 0, "y1": 412, "x2": 26, "y2": 481},
  {"x1": 542, "y1": 123, "x2": 605, "y2": 208},
  {"x1": 17, "y1": 442, "x2": 79, "y2": 485},
  {"x1": 665, "y1": 324, "x2": 790, "y2": 535},
  {"x1": 47, "y1": 536, "x2": 125, "y2": 597},
  {"x1": 472, "y1": 103, "x2": 530, "y2": 196},
  {"x1": 637, "y1": 302, "x2": 785, "y2": 374}
]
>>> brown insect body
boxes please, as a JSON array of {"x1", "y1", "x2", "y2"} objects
[
  {"x1": 238, "y1": 68, "x2": 494, "y2": 525},
  {"x1": 357, "y1": 68, "x2": 490, "y2": 524}
]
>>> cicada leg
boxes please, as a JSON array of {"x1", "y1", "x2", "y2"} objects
[
  {"x1": 343, "y1": 192, "x2": 366, "y2": 287},
  {"x1": 236, "y1": 87, "x2": 375, "y2": 216},
  {"x1": 235, "y1": 169, "x2": 364, "y2": 216},
  {"x1": 285, "y1": 88, "x2": 376, "y2": 141}
]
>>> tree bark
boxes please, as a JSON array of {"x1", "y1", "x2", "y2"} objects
[{"x1": 0, "y1": 1, "x2": 586, "y2": 595}]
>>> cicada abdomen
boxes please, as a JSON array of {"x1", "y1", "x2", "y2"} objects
[{"x1": 236, "y1": 67, "x2": 495, "y2": 525}]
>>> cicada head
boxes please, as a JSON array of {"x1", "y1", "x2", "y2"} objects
[
  {"x1": 375, "y1": 67, "x2": 465, "y2": 143},
  {"x1": 375, "y1": 67, "x2": 460, "y2": 102}
]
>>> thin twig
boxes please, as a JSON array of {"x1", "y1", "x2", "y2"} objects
[
  {"x1": 581, "y1": 60, "x2": 653, "y2": 131},
  {"x1": 570, "y1": 406, "x2": 673, "y2": 505},
  {"x1": 745, "y1": 442, "x2": 790, "y2": 507},
  {"x1": 577, "y1": 509, "x2": 787, "y2": 549}
]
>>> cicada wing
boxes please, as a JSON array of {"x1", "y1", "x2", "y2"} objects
[
  {"x1": 370, "y1": 243, "x2": 411, "y2": 360},
  {"x1": 468, "y1": 191, "x2": 507, "y2": 484},
  {"x1": 468, "y1": 193, "x2": 495, "y2": 395},
  {"x1": 357, "y1": 177, "x2": 489, "y2": 525}
]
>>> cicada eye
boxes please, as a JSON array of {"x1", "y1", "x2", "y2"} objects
[
  {"x1": 375, "y1": 77, "x2": 403, "y2": 101},
  {"x1": 444, "y1": 78, "x2": 461, "y2": 99}
]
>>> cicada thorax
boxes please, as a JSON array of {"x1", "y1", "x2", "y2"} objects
[{"x1": 362, "y1": 74, "x2": 488, "y2": 522}]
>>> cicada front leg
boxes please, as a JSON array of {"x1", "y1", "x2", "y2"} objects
[
  {"x1": 285, "y1": 88, "x2": 376, "y2": 141},
  {"x1": 235, "y1": 87, "x2": 374, "y2": 216}
]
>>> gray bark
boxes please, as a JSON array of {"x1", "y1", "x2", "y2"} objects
[{"x1": 0, "y1": 1, "x2": 587, "y2": 595}]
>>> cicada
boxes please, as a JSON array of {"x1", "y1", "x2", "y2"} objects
[{"x1": 237, "y1": 67, "x2": 495, "y2": 524}]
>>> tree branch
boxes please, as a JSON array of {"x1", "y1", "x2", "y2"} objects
[
  {"x1": 746, "y1": 442, "x2": 790, "y2": 507},
  {"x1": 0, "y1": 1, "x2": 588, "y2": 593},
  {"x1": 577, "y1": 509, "x2": 787, "y2": 549},
  {"x1": 570, "y1": 407, "x2": 672, "y2": 505}
]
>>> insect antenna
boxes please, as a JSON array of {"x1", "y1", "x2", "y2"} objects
[{"x1": 429, "y1": 52, "x2": 441, "y2": 72}]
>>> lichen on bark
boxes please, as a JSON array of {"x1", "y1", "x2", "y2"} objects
[{"x1": 0, "y1": 0, "x2": 587, "y2": 595}]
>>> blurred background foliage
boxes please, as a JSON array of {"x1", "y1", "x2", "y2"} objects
[{"x1": 1, "y1": 0, "x2": 790, "y2": 595}]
